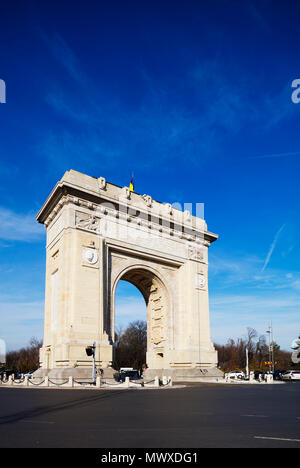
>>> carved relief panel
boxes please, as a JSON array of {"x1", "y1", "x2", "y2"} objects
[
  {"x1": 148, "y1": 280, "x2": 165, "y2": 347},
  {"x1": 188, "y1": 245, "x2": 206, "y2": 263},
  {"x1": 75, "y1": 211, "x2": 100, "y2": 232}
]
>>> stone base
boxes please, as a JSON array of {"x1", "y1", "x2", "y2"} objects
[
  {"x1": 33, "y1": 367, "x2": 117, "y2": 381},
  {"x1": 32, "y1": 368, "x2": 49, "y2": 378},
  {"x1": 143, "y1": 367, "x2": 224, "y2": 382},
  {"x1": 33, "y1": 366, "x2": 224, "y2": 383}
]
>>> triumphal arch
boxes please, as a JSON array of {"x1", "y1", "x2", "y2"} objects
[{"x1": 36, "y1": 170, "x2": 221, "y2": 381}]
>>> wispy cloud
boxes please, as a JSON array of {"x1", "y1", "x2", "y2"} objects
[
  {"x1": 40, "y1": 31, "x2": 90, "y2": 88},
  {"x1": 190, "y1": 60, "x2": 295, "y2": 135},
  {"x1": 37, "y1": 31, "x2": 298, "y2": 174},
  {"x1": 261, "y1": 224, "x2": 286, "y2": 272},
  {"x1": 0, "y1": 207, "x2": 44, "y2": 242},
  {"x1": 210, "y1": 292, "x2": 300, "y2": 350},
  {"x1": 115, "y1": 294, "x2": 146, "y2": 328},
  {"x1": 0, "y1": 300, "x2": 44, "y2": 351},
  {"x1": 209, "y1": 253, "x2": 264, "y2": 288},
  {"x1": 246, "y1": 1, "x2": 271, "y2": 33},
  {"x1": 252, "y1": 151, "x2": 300, "y2": 160},
  {"x1": 208, "y1": 243, "x2": 300, "y2": 350},
  {"x1": 291, "y1": 280, "x2": 300, "y2": 290},
  {"x1": 210, "y1": 247, "x2": 300, "y2": 292}
]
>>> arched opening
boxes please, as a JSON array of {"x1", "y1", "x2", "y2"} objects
[
  {"x1": 113, "y1": 280, "x2": 147, "y2": 371},
  {"x1": 112, "y1": 267, "x2": 169, "y2": 371}
]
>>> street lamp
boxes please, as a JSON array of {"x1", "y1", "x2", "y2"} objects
[
  {"x1": 266, "y1": 323, "x2": 275, "y2": 373},
  {"x1": 246, "y1": 348, "x2": 249, "y2": 379},
  {"x1": 266, "y1": 329, "x2": 271, "y2": 372}
]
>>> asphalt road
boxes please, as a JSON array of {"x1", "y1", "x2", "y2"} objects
[{"x1": 0, "y1": 383, "x2": 299, "y2": 448}]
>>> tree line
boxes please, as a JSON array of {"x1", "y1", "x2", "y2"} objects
[
  {"x1": 2, "y1": 324, "x2": 298, "y2": 373},
  {"x1": 2, "y1": 338, "x2": 42, "y2": 373},
  {"x1": 214, "y1": 327, "x2": 298, "y2": 372},
  {"x1": 113, "y1": 323, "x2": 298, "y2": 372}
]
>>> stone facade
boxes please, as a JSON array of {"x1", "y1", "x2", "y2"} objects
[{"x1": 36, "y1": 170, "x2": 221, "y2": 380}]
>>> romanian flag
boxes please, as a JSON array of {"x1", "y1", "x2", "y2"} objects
[{"x1": 129, "y1": 174, "x2": 134, "y2": 192}]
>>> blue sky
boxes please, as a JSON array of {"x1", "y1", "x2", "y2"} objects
[{"x1": 0, "y1": 0, "x2": 300, "y2": 351}]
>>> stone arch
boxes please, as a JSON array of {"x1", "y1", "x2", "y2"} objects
[
  {"x1": 111, "y1": 263, "x2": 172, "y2": 369},
  {"x1": 36, "y1": 170, "x2": 221, "y2": 380}
]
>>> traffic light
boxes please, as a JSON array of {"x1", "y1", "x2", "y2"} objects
[
  {"x1": 84, "y1": 342, "x2": 97, "y2": 384},
  {"x1": 85, "y1": 346, "x2": 94, "y2": 357}
]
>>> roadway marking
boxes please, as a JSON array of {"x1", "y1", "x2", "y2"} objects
[
  {"x1": 242, "y1": 414, "x2": 268, "y2": 418},
  {"x1": 254, "y1": 436, "x2": 300, "y2": 443},
  {"x1": 20, "y1": 420, "x2": 55, "y2": 425}
]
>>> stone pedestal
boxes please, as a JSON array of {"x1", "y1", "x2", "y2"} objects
[
  {"x1": 33, "y1": 366, "x2": 117, "y2": 381},
  {"x1": 143, "y1": 367, "x2": 223, "y2": 383}
]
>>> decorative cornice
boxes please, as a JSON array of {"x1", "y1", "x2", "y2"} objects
[{"x1": 37, "y1": 174, "x2": 218, "y2": 245}]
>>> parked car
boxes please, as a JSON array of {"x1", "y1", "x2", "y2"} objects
[
  {"x1": 272, "y1": 370, "x2": 285, "y2": 380},
  {"x1": 0, "y1": 369, "x2": 21, "y2": 380},
  {"x1": 227, "y1": 370, "x2": 245, "y2": 380},
  {"x1": 254, "y1": 371, "x2": 268, "y2": 380},
  {"x1": 118, "y1": 370, "x2": 141, "y2": 382},
  {"x1": 281, "y1": 370, "x2": 300, "y2": 381}
]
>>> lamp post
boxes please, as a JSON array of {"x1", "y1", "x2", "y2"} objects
[
  {"x1": 266, "y1": 323, "x2": 275, "y2": 373},
  {"x1": 246, "y1": 348, "x2": 249, "y2": 379},
  {"x1": 266, "y1": 327, "x2": 271, "y2": 373},
  {"x1": 271, "y1": 322, "x2": 275, "y2": 373}
]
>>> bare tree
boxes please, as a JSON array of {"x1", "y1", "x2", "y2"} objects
[
  {"x1": 215, "y1": 328, "x2": 295, "y2": 372},
  {"x1": 245, "y1": 327, "x2": 258, "y2": 354},
  {"x1": 113, "y1": 320, "x2": 147, "y2": 371},
  {"x1": 5, "y1": 337, "x2": 42, "y2": 372}
]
